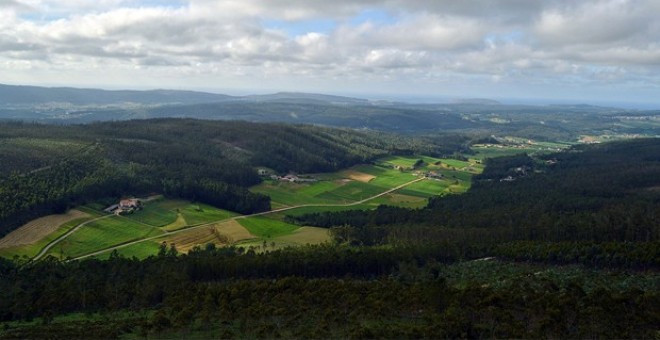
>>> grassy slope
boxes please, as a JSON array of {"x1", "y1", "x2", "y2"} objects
[{"x1": 237, "y1": 216, "x2": 299, "y2": 239}]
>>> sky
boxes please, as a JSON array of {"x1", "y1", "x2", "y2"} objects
[{"x1": 1, "y1": 0, "x2": 659, "y2": 107}]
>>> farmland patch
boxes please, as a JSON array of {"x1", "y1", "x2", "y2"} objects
[
  {"x1": 275, "y1": 227, "x2": 330, "y2": 245},
  {"x1": 237, "y1": 216, "x2": 299, "y2": 239},
  {"x1": 47, "y1": 216, "x2": 164, "y2": 258},
  {"x1": 0, "y1": 210, "x2": 90, "y2": 249},
  {"x1": 159, "y1": 219, "x2": 255, "y2": 254},
  {"x1": 341, "y1": 169, "x2": 376, "y2": 182}
]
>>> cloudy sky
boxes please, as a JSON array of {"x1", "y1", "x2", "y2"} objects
[{"x1": 1, "y1": 0, "x2": 659, "y2": 106}]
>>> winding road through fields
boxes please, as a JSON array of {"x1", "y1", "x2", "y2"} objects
[
  {"x1": 33, "y1": 214, "x2": 114, "y2": 261},
  {"x1": 42, "y1": 177, "x2": 425, "y2": 261}
]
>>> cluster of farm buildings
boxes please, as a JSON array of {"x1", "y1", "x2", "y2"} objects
[
  {"x1": 104, "y1": 198, "x2": 142, "y2": 215},
  {"x1": 257, "y1": 169, "x2": 318, "y2": 183}
]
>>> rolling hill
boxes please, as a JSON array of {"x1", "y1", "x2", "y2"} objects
[{"x1": 1, "y1": 83, "x2": 658, "y2": 140}]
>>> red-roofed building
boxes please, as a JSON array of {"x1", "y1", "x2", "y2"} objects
[{"x1": 116, "y1": 198, "x2": 141, "y2": 215}]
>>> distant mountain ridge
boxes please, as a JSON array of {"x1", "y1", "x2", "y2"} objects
[
  {"x1": 0, "y1": 83, "x2": 657, "y2": 141},
  {"x1": 242, "y1": 92, "x2": 369, "y2": 104},
  {"x1": 0, "y1": 84, "x2": 372, "y2": 106},
  {"x1": 0, "y1": 84, "x2": 234, "y2": 105}
]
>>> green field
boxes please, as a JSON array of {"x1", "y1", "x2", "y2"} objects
[
  {"x1": 377, "y1": 155, "x2": 443, "y2": 168},
  {"x1": 46, "y1": 216, "x2": 164, "y2": 258},
  {"x1": 316, "y1": 180, "x2": 387, "y2": 202},
  {"x1": 96, "y1": 240, "x2": 163, "y2": 259},
  {"x1": 126, "y1": 204, "x2": 178, "y2": 226},
  {"x1": 177, "y1": 203, "x2": 238, "y2": 225},
  {"x1": 397, "y1": 179, "x2": 452, "y2": 197},
  {"x1": 234, "y1": 225, "x2": 330, "y2": 252},
  {"x1": 363, "y1": 168, "x2": 417, "y2": 188},
  {"x1": 437, "y1": 159, "x2": 472, "y2": 168},
  {"x1": 125, "y1": 199, "x2": 237, "y2": 230},
  {"x1": 237, "y1": 216, "x2": 300, "y2": 239},
  {"x1": 251, "y1": 180, "x2": 344, "y2": 206}
]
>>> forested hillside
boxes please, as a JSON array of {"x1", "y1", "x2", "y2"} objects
[{"x1": 0, "y1": 119, "x2": 466, "y2": 237}]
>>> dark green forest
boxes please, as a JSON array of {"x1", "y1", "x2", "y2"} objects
[
  {"x1": 0, "y1": 242, "x2": 657, "y2": 338},
  {"x1": 0, "y1": 119, "x2": 468, "y2": 237}
]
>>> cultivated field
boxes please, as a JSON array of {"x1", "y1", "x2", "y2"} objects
[
  {"x1": 0, "y1": 217, "x2": 97, "y2": 259},
  {"x1": 45, "y1": 216, "x2": 165, "y2": 259},
  {"x1": 235, "y1": 226, "x2": 331, "y2": 252},
  {"x1": 125, "y1": 199, "x2": 237, "y2": 229},
  {"x1": 237, "y1": 216, "x2": 299, "y2": 239},
  {"x1": 159, "y1": 219, "x2": 255, "y2": 253},
  {"x1": 0, "y1": 209, "x2": 90, "y2": 249},
  {"x1": 276, "y1": 227, "x2": 330, "y2": 245},
  {"x1": 340, "y1": 169, "x2": 376, "y2": 182}
]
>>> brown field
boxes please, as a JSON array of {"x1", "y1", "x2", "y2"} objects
[
  {"x1": 341, "y1": 170, "x2": 376, "y2": 182},
  {"x1": 0, "y1": 210, "x2": 90, "y2": 248},
  {"x1": 161, "y1": 220, "x2": 255, "y2": 253},
  {"x1": 275, "y1": 227, "x2": 331, "y2": 245}
]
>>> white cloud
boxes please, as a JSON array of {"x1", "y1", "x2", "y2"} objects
[
  {"x1": 0, "y1": 0, "x2": 659, "y2": 105},
  {"x1": 534, "y1": 0, "x2": 654, "y2": 47}
]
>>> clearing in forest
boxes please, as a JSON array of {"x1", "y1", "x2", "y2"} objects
[{"x1": 0, "y1": 210, "x2": 90, "y2": 249}]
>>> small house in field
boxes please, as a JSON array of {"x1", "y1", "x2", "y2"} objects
[
  {"x1": 425, "y1": 171, "x2": 443, "y2": 180},
  {"x1": 116, "y1": 198, "x2": 142, "y2": 215},
  {"x1": 281, "y1": 174, "x2": 299, "y2": 182}
]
